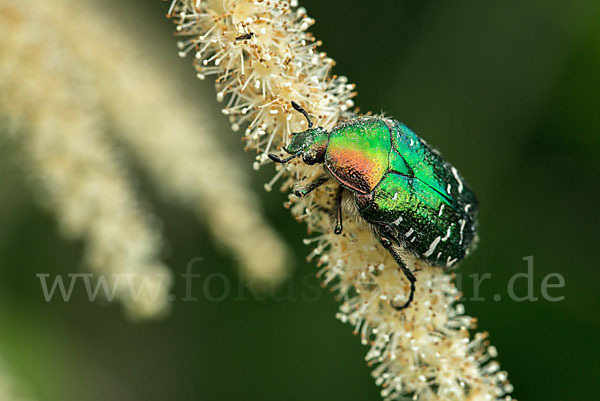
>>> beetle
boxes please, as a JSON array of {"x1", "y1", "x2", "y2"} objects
[{"x1": 269, "y1": 102, "x2": 478, "y2": 310}]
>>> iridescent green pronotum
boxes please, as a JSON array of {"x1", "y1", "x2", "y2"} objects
[{"x1": 269, "y1": 102, "x2": 478, "y2": 309}]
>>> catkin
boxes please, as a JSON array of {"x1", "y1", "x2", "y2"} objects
[{"x1": 168, "y1": 1, "x2": 514, "y2": 400}]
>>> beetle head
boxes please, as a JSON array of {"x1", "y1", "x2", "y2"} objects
[
  {"x1": 268, "y1": 102, "x2": 328, "y2": 165},
  {"x1": 285, "y1": 127, "x2": 328, "y2": 165}
]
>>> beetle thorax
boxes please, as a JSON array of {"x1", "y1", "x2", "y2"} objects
[{"x1": 324, "y1": 118, "x2": 392, "y2": 194}]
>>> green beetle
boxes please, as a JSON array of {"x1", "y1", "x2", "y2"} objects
[{"x1": 269, "y1": 102, "x2": 478, "y2": 310}]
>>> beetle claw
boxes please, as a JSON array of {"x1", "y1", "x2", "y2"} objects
[
  {"x1": 390, "y1": 281, "x2": 415, "y2": 311},
  {"x1": 269, "y1": 151, "x2": 300, "y2": 164},
  {"x1": 268, "y1": 153, "x2": 283, "y2": 163}
]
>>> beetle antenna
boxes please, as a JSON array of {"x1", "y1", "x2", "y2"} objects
[
  {"x1": 268, "y1": 152, "x2": 300, "y2": 164},
  {"x1": 291, "y1": 101, "x2": 313, "y2": 128}
]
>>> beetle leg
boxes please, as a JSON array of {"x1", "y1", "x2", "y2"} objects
[
  {"x1": 334, "y1": 186, "x2": 344, "y2": 234},
  {"x1": 377, "y1": 230, "x2": 416, "y2": 310},
  {"x1": 294, "y1": 174, "x2": 329, "y2": 197}
]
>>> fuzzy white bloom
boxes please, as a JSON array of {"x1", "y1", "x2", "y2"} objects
[
  {"x1": 168, "y1": 1, "x2": 515, "y2": 400},
  {"x1": 0, "y1": 0, "x2": 291, "y2": 319},
  {"x1": 0, "y1": 0, "x2": 172, "y2": 318},
  {"x1": 48, "y1": 0, "x2": 292, "y2": 286}
]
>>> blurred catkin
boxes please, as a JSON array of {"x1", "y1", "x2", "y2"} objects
[
  {"x1": 0, "y1": 0, "x2": 171, "y2": 318},
  {"x1": 0, "y1": 0, "x2": 291, "y2": 320},
  {"x1": 49, "y1": 0, "x2": 291, "y2": 286},
  {"x1": 168, "y1": 1, "x2": 514, "y2": 400}
]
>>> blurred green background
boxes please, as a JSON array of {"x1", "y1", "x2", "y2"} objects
[{"x1": 1, "y1": 0, "x2": 599, "y2": 400}]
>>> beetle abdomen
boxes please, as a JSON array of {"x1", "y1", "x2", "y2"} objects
[
  {"x1": 391, "y1": 121, "x2": 477, "y2": 208},
  {"x1": 352, "y1": 120, "x2": 478, "y2": 267},
  {"x1": 325, "y1": 118, "x2": 391, "y2": 194},
  {"x1": 358, "y1": 172, "x2": 477, "y2": 267}
]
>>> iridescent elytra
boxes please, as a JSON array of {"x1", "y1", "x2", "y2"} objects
[{"x1": 269, "y1": 102, "x2": 478, "y2": 310}]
